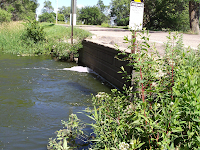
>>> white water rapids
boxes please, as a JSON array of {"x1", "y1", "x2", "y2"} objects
[{"x1": 22, "y1": 66, "x2": 96, "y2": 74}]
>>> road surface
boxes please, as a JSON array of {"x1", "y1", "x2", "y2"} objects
[{"x1": 62, "y1": 25, "x2": 200, "y2": 55}]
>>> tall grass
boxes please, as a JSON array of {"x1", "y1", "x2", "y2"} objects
[
  {"x1": 0, "y1": 21, "x2": 91, "y2": 58},
  {"x1": 0, "y1": 22, "x2": 25, "y2": 54}
]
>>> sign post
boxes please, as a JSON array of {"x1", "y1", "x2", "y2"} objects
[
  {"x1": 129, "y1": 0, "x2": 144, "y2": 54},
  {"x1": 129, "y1": 0, "x2": 144, "y2": 99}
]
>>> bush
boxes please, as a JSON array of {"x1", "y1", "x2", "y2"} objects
[
  {"x1": 88, "y1": 31, "x2": 200, "y2": 149},
  {"x1": 47, "y1": 114, "x2": 89, "y2": 150},
  {"x1": 0, "y1": 8, "x2": 11, "y2": 23},
  {"x1": 22, "y1": 20, "x2": 46, "y2": 43},
  {"x1": 38, "y1": 12, "x2": 55, "y2": 23},
  {"x1": 101, "y1": 23, "x2": 110, "y2": 28}
]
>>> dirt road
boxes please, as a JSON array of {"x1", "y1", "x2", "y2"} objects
[{"x1": 62, "y1": 25, "x2": 200, "y2": 55}]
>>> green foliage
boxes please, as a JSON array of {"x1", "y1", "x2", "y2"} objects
[
  {"x1": 78, "y1": 6, "x2": 105, "y2": 25},
  {"x1": 0, "y1": 8, "x2": 12, "y2": 23},
  {"x1": 0, "y1": 0, "x2": 38, "y2": 21},
  {"x1": 110, "y1": 0, "x2": 191, "y2": 31},
  {"x1": 46, "y1": 26, "x2": 91, "y2": 60},
  {"x1": 0, "y1": 22, "x2": 91, "y2": 59},
  {"x1": 22, "y1": 20, "x2": 46, "y2": 43},
  {"x1": 110, "y1": 0, "x2": 131, "y2": 26},
  {"x1": 47, "y1": 114, "x2": 89, "y2": 150},
  {"x1": 144, "y1": 0, "x2": 190, "y2": 31},
  {"x1": 42, "y1": 0, "x2": 54, "y2": 13},
  {"x1": 101, "y1": 23, "x2": 111, "y2": 28},
  {"x1": 58, "y1": 6, "x2": 71, "y2": 22},
  {"x1": 97, "y1": 0, "x2": 106, "y2": 13},
  {"x1": 48, "y1": 30, "x2": 200, "y2": 149},
  {"x1": 39, "y1": 0, "x2": 55, "y2": 23},
  {"x1": 58, "y1": 13, "x2": 65, "y2": 22},
  {"x1": 58, "y1": 6, "x2": 81, "y2": 23},
  {"x1": 88, "y1": 30, "x2": 200, "y2": 149},
  {"x1": 38, "y1": 12, "x2": 55, "y2": 23}
]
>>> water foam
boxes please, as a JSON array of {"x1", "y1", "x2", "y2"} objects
[
  {"x1": 22, "y1": 66, "x2": 95, "y2": 73},
  {"x1": 61, "y1": 66, "x2": 95, "y2": 73}
]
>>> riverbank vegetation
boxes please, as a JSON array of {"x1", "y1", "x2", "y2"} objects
[
  {"x1": 0, "y1": 21, "x2": 91, "y2": 60},
  {"x1": 48, "y1": 31, "x2": 200, "y2": 149}
]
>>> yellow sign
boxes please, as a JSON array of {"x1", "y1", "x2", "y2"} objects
[{"x1": 134, "y1": 0, "x2": 144, "y2": 2}]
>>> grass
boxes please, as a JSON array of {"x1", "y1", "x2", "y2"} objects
[{"x1": 0, "y1": 21, "x2": 91, "y2": 59}]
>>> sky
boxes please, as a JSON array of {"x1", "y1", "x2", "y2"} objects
[{"x1": 36, "y1": 0, "x2": 111, "y2": 17}]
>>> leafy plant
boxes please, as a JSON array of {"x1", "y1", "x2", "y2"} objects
[
  {"x1": 47, "y1": 29, "x2": 200, "y2": 149},
  {"x1": 0, "y1": 22, "x2": 91, "y2": 60},
  {"x1": 87, "y1": 30, "x2": 200, "y2": 149},
  {"x1": 0, "y1": 8, "x2": 12, "y2": 23},
  {"x1": 22, "y1": 20, "x2": 46, "y2": 43},
  {"x1": 48, "y1": 114, "x2": 89, "y2": 150}
]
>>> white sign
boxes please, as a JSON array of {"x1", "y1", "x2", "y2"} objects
[{"x1": 129, "y1": 1, "x2": 144, "y2": 30}]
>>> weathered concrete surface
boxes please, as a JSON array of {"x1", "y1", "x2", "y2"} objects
[
  {"x1": 78, "y1": 40, "x2": 132, "y2": 90},
  {"x1": 77, "y1": 25, "x2": 200, "y2": 55}
]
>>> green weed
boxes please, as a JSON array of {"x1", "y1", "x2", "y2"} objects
[
  {"x1": 0, "y1": 21, "x2": 91, "y2": 60},
  {"x1": 48, "y1": 30, "x2": 200, "y2": 150}
]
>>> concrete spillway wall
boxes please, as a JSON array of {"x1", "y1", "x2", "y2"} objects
[{"x1": 78, "y1": 39, "x2": 132, "y2": 90}]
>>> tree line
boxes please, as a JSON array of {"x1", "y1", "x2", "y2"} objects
[
  {"x1": 39, "y1": 0, "x2": 199, "y2": 33},
  {"x1": 0, "y1": 0, "x2": 199, "y2": 34},
  {"x1": 0, "y1": 0, "x2": 38, "y2": 22}
]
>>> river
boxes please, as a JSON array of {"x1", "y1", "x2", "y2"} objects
[{"x1": 0, "y1": 53, "x2": 112, "y2": 150}]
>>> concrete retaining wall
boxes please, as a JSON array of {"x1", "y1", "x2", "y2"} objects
[{"x1": 78, "y1": 39, "x2": 132, "y2": 90}]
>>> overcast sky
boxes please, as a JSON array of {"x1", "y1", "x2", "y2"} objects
[{"x1": 36, "y1": 0, "x2": 111, "y2": 16}]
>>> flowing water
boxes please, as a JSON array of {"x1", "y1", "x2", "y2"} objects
[{"x1": 0, "y1": 53, "x2": 112, "y2": 150}]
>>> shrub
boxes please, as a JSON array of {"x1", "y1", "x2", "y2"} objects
[
  {"x1": 22, "y1": 20, "x2": 46, "y2": 43},
  {"x1": 47, "y1": 114, "x2": 89, "y2": 150},
  {"x1": 38, "y1": 12, "x2": 55, "y2": 23},
  {"x1": 88, "y1": 31, "x2": 200, "y2": 149},
  {"x1": 0, "y1": 8, "x2": 11, "y2": 23},
  {"x1": 101, "y1": 23, "x2": 110, "y2": 28}
]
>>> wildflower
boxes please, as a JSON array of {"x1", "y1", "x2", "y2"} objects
[
  {"x1": 152, "y1": 82, "x2": 157, "y2": 87},
  {"x1": 156, "y1": 70, "x2": 166, "y2": 78},
  {"x1": 119, "y1": 142, "x2": 129, "y2": 150},
  {"x1": 169, "y1": 59, "x2": 175, "y2": 66},
  {"x1": 170, "y1": 102, "x2": 174, "y2": 105},
  {"x1": 95, "y1": 92, "x2": 106, "y2": 98},
  {"x1": 157, "y1": 103, "x2": 161, "y2": 107}
]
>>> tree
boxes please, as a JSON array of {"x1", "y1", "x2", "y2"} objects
[
  {"x1": 39, "y1": 0, "x2": 55, "y2": 22},
  {"x1": 78, "y1": 6, "x2": 103, "y2": 25},
  {"x1": 97, "y1": 0, "x2": 105, "y2": 13},
  {"x1": 97, "y1": 0, "x2": 110, "y2": 24},
  {"x1": 42, "y1": 0, "x2": 54, "y2": 13},
  {"x1": 144, "y1": 0, "x2": 189, "y2": 31},
  {"x1": 189, "y1": 1, "x2": 200, "y2": 34},
  {"x1": 38, "y1": 12, "x2": 54, "y2": 22},
  {"x1": 58, "y1": 6, "x2": 71, "y2": 21},
  {"x1": 110, "y1": 0, "x2": 131, "y2": 26},
  {"x1": 0, "y1": 8, "x2": 12, "y2": 22},
  {"x1": 57, "y1": 13, "x2": 65, "y2": 22},
  {"x1": 0, "y1": 0, "x2": 38, "y2": 21}
]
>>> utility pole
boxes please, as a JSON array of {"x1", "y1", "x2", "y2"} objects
[
  {"x1": 56, "y1": 0, "x2": 58, "y2": 24},
  {"x1": 71, "y1": 0, "x2": 74, "y2": 45}
]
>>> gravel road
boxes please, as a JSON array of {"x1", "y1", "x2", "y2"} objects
[{"x1": 61, "y1": 25, "x2": 200, "y2": 55}]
